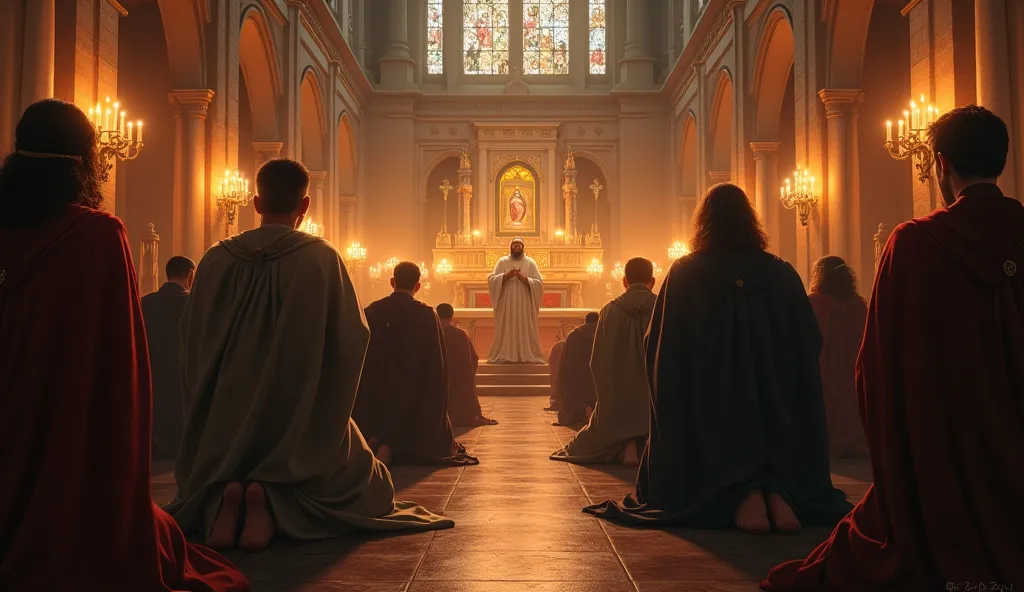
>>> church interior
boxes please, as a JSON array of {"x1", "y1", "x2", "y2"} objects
[{"x1": 2, "y1": 0, "x2": 1023, "y2": 590}]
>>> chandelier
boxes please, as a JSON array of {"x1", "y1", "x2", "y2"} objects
[
  {"x1": 780, "y1": 169, "x2": 818, "y2": 226},
  {"x1": 434, "y1": 258, "x2": 453, "y2": 283},
  {"x1": 302, "y1": 217, "x2": 323, "y2": 237},
  {"x1": 610, "y1": 261, "x2": 624, "y2": 282},
  {"x1": 216, "y1": 169, "x2": 250, "y2": 230},
  {"x1": 586, "y1": 258, "x2": 604, "y2": 283},
  {"x1": 668, "y1": 241, "x2": 690, "y2": 260},
  {"x1": 884, "y1": 95, "x2": 939, "y2": 184},
  {"x1": 368, "y1": 262, "x2": 383, "y2": 282},
  {"x1": 87, "y1": 96, "x2": 143, "y2": 182},
  {"x1": 345, "y1": 242, "x2": 367, "y2": 272},
  {"x1": 419, "y1": 262, "x2": 430, "y2": 281}
]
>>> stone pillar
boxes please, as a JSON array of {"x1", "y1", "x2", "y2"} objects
[
  {"x1": 20, "y1": 0, "x2": 55, "y2": 110},
  {"x1": 750, "y1": 142, "x2": 780, "y2": 253},
  {"x1": 617, "y1": 0, "x2": 655, "y2": 88},
  {"x1": 308, "y1": 170, "x2": 327, "y2": 237},
  {"x1": 730, "y1": 1, "x2": 750, "y2": 193},
  {"x1": 340, "y1": 197, "x2": 357, "y2": 244},
  {"x1": 693, "y1": 62, "x2": 709, "y2": 197},
  {"x1": 283, "y1": 4, "x2": 301, "y2": 158},
  {"x1": 168, "y1": 90, "x2": 215, "y2": 263},
  {"x1": 819, "y1": 89, "x2": 864, "y2": 281},
  {"x1": 476, "y1": 143, "x2": 488, "y2": 237},
  {"x1": 457, "y1": 161, "x2": 473, "y2": 237},
  {"x1": 546, "y1": 146, "x2": 557, "y2": 238},
  {"x1": 380, "y1": 0, "x2": 415, "y2": 89},
  {"x1": 975, "y1": 0, "x2": 1017, "y2": 197},
  {"x1": 707, "y1": 170, "x2": 731, "y2": 186}
]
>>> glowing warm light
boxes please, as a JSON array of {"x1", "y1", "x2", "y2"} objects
[
  {"x1": 216, "y1": 169, "x2": 251, "y2": 229},
  {"x1": 586, "y1": 258, "x2": 604, "y2": 283},
  {"x1": 302, "y1": 217, "x2": 323, "y2": 237},
  {"x1": 668, "y1": 241, "x2": 690, "y2": 259},
  {"x1": 610, "y1": 261, "x2": 625, "y2": 282},
  {"x1": 345, "y1": 242, "x2": 367, "y2": 271},
  {"x1": 884, "y1": 96, "x2": 938, "y2": 183},
  {"x1": 368, "y1": 262, "x2": 383, "y2": 282},
  {"x1": 434, "y1": 258, "x2": 453, "y2": 283},
  {"x1": 419, "y1": 262, "x2": 430, "y2": 281},
  {"x1": 84, "y1": 96, "x2": 144, "y2": 182},
  {"x1": 780, "y1": 168, "x2": 819, "y2": 226}
]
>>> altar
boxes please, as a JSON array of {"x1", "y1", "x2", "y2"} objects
[
  {"x1": 430, "y1": 123, "x2": 606, "y2": 309},
  {"x1": 451, "y1": 307, "x2": 595, "y2": 358}
]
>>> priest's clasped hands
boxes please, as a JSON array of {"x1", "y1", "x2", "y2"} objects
[{"x1": 503, "y1": 267, "x2": 530, "y2": 287}]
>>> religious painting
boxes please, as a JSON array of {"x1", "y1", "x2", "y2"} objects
[
  {"x1": 588, "y1": 0, "x2": 606, "y2": 74},
  {"x1": 495, "y1": 162, "x2": 540, "y2": 236},
  {"x1": 463, "y1": 0, "x2": 510, "y2": 74}
]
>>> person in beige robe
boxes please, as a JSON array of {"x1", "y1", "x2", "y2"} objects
[
  {"x1": 552, "y1": 258, "x2": 657, "y2": 465},
  {"x1": 166, "y1": 159, "x2": 452, "y2": 551},
  {"x1": 808, "y1": 255, "x2": 869, "y2": 458}
]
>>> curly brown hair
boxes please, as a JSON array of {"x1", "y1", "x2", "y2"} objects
[
  {"x1": 810, "y1": 255, "x2": 859, "y2": 299},
  {"x1": 690, "y1": 183, "x2": 769, "y2": 253}
]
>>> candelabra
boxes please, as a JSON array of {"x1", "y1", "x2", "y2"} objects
[
  {"x1": 302, "y1": 217, "x2": 324, "y2": 237},
  {"x1": 436, "y1": 178, "x2": 453, "y2": 247},
  {"x1": 586, "y1": 258, "x2": 604, "y2": 283},
  {"x1": 384, "y1": 257, "x2": 400, "y2": 278},
  {"x1": 668, "y1": 241, "x2": 690, "y2": 260},
  {"x1": 345, "y1": 242, "x2": 367, "y2": 272},
  {"x1": 780, "y1": 169, "x2": 818, "y2": 226},
  {"x1": 87, "y1": 96, "x2": 143, "y2": 182},
  {"x1": 216, "y1": 169, "x2": 250, "y2": 231},
  {"x1": 884, "y1": 96, "x2": 939, "y2": 184},
  {"x1": 434, "y1": 258, "x2": 453, "y2": 283},
  {"x1": 368, "y1": 262, "x2": 383, "y2": 283}
]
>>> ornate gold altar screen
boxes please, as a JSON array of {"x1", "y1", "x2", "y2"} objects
[{"x1": 432, "y1": 132, "x2": 603, "y2": 308}]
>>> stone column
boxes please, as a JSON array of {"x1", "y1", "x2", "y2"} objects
[
  {"x1": 678, "y1": 195, "x2": 698, "y2": 242},
  {"x1": 707, "y1": 170, "x2": 731, "y2": 186},
  {"x1": 340, "y1": 197, "x2": 357, "y2": 244},
  {"x1": 750, "y1": 141, "x2": 780, "y2": 253},
  {"x1": 617, "y1": 0, "x2": 655, "y2": 88},
  {"x1": 20, "y1": 0, "x2": 55, "y2": 110},
  {"x1": 308, "y1": 170, "x2": 327, "y2": 237},
  {"x1": 693, "y1": 61, "x2": 708, "y2": 197},
  {"x1": 730, "y1": 1, "x2": 750, "y2": 192},
  {"x1": 546, "y1": 146, "x2": 557, "y2": 238},
  {"x1": 168, "y1": 90, "x2": 215, "y2": 263},
  {"x1": 819, "y1": 89, "x2": 864, "y2": 281},
  {"x1": 975, "y1": 0, "x2": 1017, "y2": 197},
  {"x1": 380, "y1": 0, "x2": 415, "y2": 89},
  {"x1": 476, "y1": 142, "x2": 488, "y2": 238}
]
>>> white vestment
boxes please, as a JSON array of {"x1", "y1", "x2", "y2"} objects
[{"x1": 487, "y1": 255, "x2": 546, "y2": 363}]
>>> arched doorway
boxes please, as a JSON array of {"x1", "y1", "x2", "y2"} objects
[
  {"x1": 423, "y1": 155, "x2": 461, "y2": 305},
  {"x1": 679, "y1": 111, "x2": 699, "y2": 242},
  {"x1": 337, "y1": 113, "x2": 357, "y2": 246},
  {"x1": 709, "y1": 69, "x2": 734, "y2": 180}
]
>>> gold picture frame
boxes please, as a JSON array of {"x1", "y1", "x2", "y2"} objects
[{"x1": 495, "y1": 162, "x2": 540, "y2": 236}]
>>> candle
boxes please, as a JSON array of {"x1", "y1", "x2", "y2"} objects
[
  {"x1": 886, "y1": 120, "x2": 892, "y2": 143},
  {"x1": 136, "y1": 121, "x2": 142, "y2": 143},
  {"x1": 809, "y1": 176, "x2": 815, "y2": 194},
  {"x1": 119, "y1": 111, "x2": 126, "y2": 135},
  {"x1": 127, "y1": 121, "x2": 133, "y2": 143},
  {"x1": 898, "y1": 119, "x2": 904, "y2": 139}
]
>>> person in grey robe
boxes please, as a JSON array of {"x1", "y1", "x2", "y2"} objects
[
  {"x1": 165, "y1": 159, "x2": 453, "y2": 551},
  {"x1": 552, "y1": 257, "x2": 656, "y2": 465},
  {"x1": 140, "y1": 255, "x2": 194, "y2": 461}
]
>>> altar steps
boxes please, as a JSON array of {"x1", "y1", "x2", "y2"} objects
[{"x1": 475, "y1": 363, "x2": 551, "y2": 397}]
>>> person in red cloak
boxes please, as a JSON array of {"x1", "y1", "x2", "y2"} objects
[
  {"x1": 0, "y1": 99, "x2": 249, "y2": 591},
  {"x1": 762, "y1": 105, "x2": 1024, "y2": 591}
]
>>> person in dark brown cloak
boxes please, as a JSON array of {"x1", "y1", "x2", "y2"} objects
[
  {"x1": 353, "y1": 262, "x2": 479, "y2": 466},
  {"x1": 436, "y1": 303, "x2": 497, "y2": 427},
  {"x1": 555, "y1": 312, "x2": 599, "y2": 426},
  {"x1": 808, "y1": 255, "x2": 868, "y2": 459},
  {"x1": 545, "y1": 339, "x2": 566, "y2": 412}
]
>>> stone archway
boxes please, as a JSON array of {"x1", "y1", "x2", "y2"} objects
[
  {"x1": 299, "y1": 69, "x2": 327, "y2": 227},
  {"x1": 708, "y1": 68, "x2": 734, "y2": 179},
  {"x1": 679, "y1": 111, "x2": 699, "y2": 241},
  {"x1": 826, "y1": 0, "x2": 875, "y2": 89},
  {"x1": 337, "y1": 113, "x2": 358, "y2": 245}
]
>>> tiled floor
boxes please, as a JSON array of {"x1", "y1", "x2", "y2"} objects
[{"x1": 151, "y1": 397, "x2": 872, "y2": 592}]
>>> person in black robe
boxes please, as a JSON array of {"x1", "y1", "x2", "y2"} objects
[
  {"x1": 140, "y1": 255, "x2": 195, "y2": 461},
  {"x1": 353, "y1": 261, "x2": 478, "y2": 466},
  {"x1": 585, "y1": 184, "x2": 851, "y2": 533},
  {"x1": 436, "y1": 303, "x2": 497, "y2": 426},
  {"x1": 555, "y1": 312, "x2": 598, "y2": 426}
]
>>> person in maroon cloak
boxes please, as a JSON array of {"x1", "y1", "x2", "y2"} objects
[
  {"x1": 353, "y1": 262, "x2": 478, "y2": 466},
  {"x1": 762, "y1": 106, "x2": 1024, "y2": 591},
  {"x1": 585, "y1": 184, "x2": 851, "y2": 533},
  {"x1": 554, "y1": 312, "x2": 599, "y2": 426},
  {"x1": 807, "y1": 255, "x2": 868, "y2": 459},
  {"x1": 0, "y1": 99, "x2": 248, "y2": 591},
  {"x1": 436, "y1": 302, "x2": 497, "y2": 426}
]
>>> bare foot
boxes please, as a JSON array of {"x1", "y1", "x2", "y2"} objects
[
  {"x1": 376, "y1": 444, "x2": 393, "y2": 466},
  {"x1": 768, "y1": 493, "x2": 802, "y2": 533},
  {"x1": 734, "y1": 490, "x2": 770, "y2": 534},
  {"x1": 619, "y1": 439, "x2": 641, "y2": 466},
  {"x1": 239, "y1": 482, "x2": 275, "y2": 550},
  {"x1": 206, "y1": 481, "x2": 243, "y2": 548},
  {"x1": 584, "y1": 406, "x2": 594, "y2": 421}
]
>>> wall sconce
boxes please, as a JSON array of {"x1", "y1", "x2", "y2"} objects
[
  {"x1": 87, "y1": 96, "x2": 143, "y2": 182},
  {"x1": 780, "y1": 169, "x2": 818, "y2": 226},
  {"x1": 884, "y1": 95, "x2": 939, "y2": 184}
]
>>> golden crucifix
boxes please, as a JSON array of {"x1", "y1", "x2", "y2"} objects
[
  {"x1": 439, "y1": 178, "x2": 452, "y2": 234},
  {"x1": 589, "y1": 179, "x2": 603, "y2": 233}
]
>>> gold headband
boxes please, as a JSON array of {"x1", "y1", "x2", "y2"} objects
[{"x1": 16, "y1": 150, "x2": 83, "y2": 162}]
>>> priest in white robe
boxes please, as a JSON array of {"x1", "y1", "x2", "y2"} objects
[{"x1": 487, "y1": 237, "x2": 547, "y2": 363}]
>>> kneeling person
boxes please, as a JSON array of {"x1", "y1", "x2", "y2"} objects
[
  {"x1": 167, "y1": 159, "x2": 452, "y2": 551},
  {"x1": 437, "y1": 303, "x2": 497, "y2": 427},
  {"x1": 353, "y1": 263, "x2": 479, "y2": 465},
  {"x1": 552, "y1": 258, "x2": 656, "y2": 465}
]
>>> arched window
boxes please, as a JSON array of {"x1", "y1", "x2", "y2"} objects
[
  {"x1": 463, "y1": 0, "x2": 510, "y2": 74},
  {"x1": 523, "y1": 0, "x2": 569, "y2": 75},
  {"x1": 427, "y1": 0, "x2": 444, "y2": 74},
  {"x1": 588, "y1": 0, "x2": 606, "y2": 74}
]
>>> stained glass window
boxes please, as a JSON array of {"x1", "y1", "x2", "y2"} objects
[
  {"x1": 523, "y1": 0, "x2": 569, "y2": 75},
  {"x1": 427, "y1": 0, "x2": 444, "y2": 74},
  {"x1": 463, "y1": 0, "x2": 510, "y2": 75},
  {"x1": 588, "y1": 0, "x2": 606, "y2": 74}
]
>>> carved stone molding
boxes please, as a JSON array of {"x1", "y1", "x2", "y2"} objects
[
  {"x1": 168, "y1": 89, "x2": 216, "y2": 117},
  {"x1": 475, "y1": 123, "x2": 561, "y2": 141},
  {"x1": 749, "y1": 141, "x2": 781, "y2": 158},
  {"x1": 819, "y1": 89, "x2": 865, "y2": 117},
  {"x1": 493, "y1": 154, "x2": 543, "y2": 171}
]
